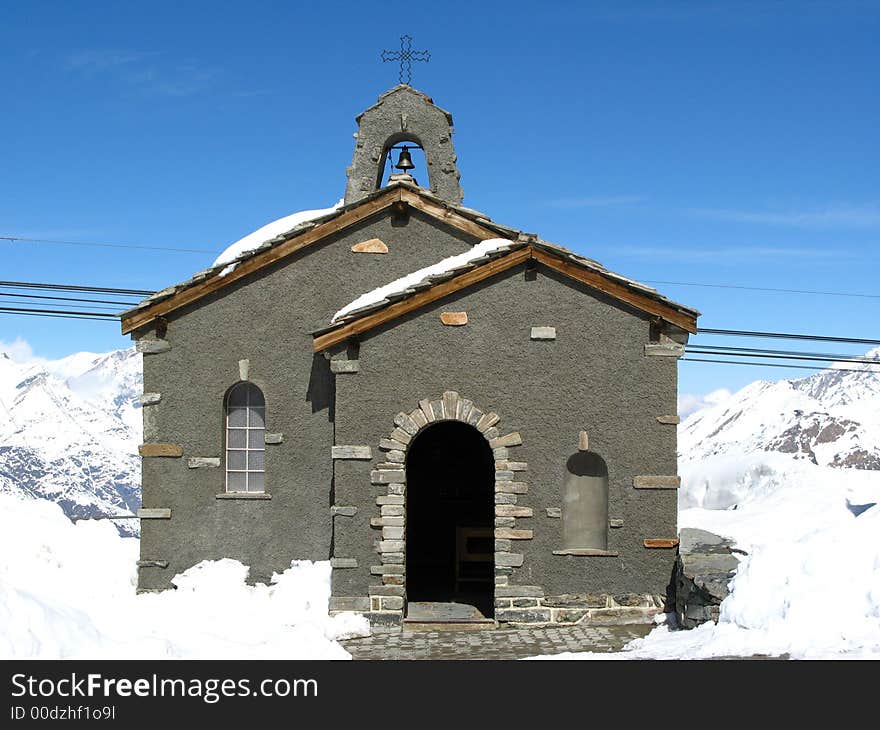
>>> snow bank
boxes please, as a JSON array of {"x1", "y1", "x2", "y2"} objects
[
  {"x1": 212, "y1": 199, "x2": 344, "y2": 267},
  {"x1": 0, "y1": 495, "x2": 368, "y2": 659},
  {"x1": 332, "y1": 238, "x2": 515, "y2": 323}
]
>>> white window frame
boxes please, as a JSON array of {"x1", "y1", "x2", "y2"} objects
[{"x1": 225, "y1": 382, "x2": 266, "y2": 493}]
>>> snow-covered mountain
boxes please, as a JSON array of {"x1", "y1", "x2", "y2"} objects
[
  {"x1": 0, "y1": 348, "x2": 142, "y2": 533},
  {"x1": 679, "y1": 347, "x2": 880, "y2": 509}
]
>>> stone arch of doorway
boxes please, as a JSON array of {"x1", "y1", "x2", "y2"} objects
[{"x1": 370, "y1": 390, "x2": 542, "y2": 628}]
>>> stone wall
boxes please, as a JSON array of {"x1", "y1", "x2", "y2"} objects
[{"x1": 673, "y1": 528, "x2": 742, "y2": 629}]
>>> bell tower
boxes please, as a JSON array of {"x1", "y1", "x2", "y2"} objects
[{"x1": 344, "y1": 85, "x2": 464, "y2": 207}]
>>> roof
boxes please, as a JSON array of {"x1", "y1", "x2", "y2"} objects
[{"x1": 120, "y1": 181, "x2": 699, "y2": 337}]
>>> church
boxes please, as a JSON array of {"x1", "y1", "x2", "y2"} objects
[{"x1": 121, "y1": 83, "x2": 699, "y2": 631}]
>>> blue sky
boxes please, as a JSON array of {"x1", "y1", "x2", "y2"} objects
[{"x1": 1, "y1": 0, "x2": 878, "y2": 405}]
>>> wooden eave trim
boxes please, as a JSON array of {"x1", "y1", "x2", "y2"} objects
[
  {"x1": 530, "y1": 248, "x2": 698, "y2": 334},
  {"x1": 313, "y1": 245, "x2": 698, "y2": 352},
  {"x1": 313, "y1": 247, "x2": 532, "y2": 351},
  {"x1": 120, "y1": 186, "x2": 502, "y2": 335}
]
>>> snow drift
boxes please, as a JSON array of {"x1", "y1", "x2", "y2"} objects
[{"x1": 0, "y1": 495, "x2": 368, "y2": 659}]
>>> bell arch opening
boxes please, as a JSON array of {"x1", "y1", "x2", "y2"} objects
[
  {"x1": 405, "y1": 420, "x2": 495, "y2": 619},
  {"x1": 377, "y1": 137, "x2": 429, "y2": 189}
]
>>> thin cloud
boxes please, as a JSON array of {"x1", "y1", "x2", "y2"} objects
[
  {"x1": 64, "y1": 49, "x2": 217, "y2": 98},
  {"x1": 547, "y1": 195, "x2": 646, "y2": 208},
  {"x1": 688, "y1": 203, "x2": 880, "y2": 229},
  {"x1": 678, "y1": 388, "x2": 733, "y2": 419}
]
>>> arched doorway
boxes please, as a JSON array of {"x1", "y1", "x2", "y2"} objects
[{"x1": 406, "y1": 421, "x2": 495, "y2": 618}]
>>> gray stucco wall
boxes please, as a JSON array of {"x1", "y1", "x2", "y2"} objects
[
  {"x1": 331, "y1": 265, "x2": 679, "y2": 599},
  {"x1": 136, "y1": 209, "x2": 478, "y2": 589}
]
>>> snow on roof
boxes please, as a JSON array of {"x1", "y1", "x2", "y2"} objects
[
  {"x1": 212, "y1": 199, "x2": 344, "y2": 267},
  {"x1": 331, "y1": 238, "x2": 516, "y2": 324}
]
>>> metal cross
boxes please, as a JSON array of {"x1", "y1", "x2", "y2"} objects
[{"x1": 381, "y1": 35, "x2": 430, "y2": 85}]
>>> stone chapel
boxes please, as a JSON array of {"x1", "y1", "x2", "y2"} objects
[{"x1": 121, "y1": 85, "x2": 699, "y2": 631}]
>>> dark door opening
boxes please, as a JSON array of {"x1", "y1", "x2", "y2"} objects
[{"x1": 406, "y1": 421, "x2": 495, "y2": 618}]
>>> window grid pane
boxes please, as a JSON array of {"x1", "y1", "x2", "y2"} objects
[{"x1": 225, "y1": 383, "x2": 267, "y2": 493}]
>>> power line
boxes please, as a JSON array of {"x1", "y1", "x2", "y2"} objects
[
  {"x1": 0, "y1": 310, "x2": 119, "y2": 322},
  {"x1": 688, "y1": 347, "x2": 877, "y2": 365},
  {"x1": 682, "y1": 357, "x2": 877, "y2": 374},
  {"x1": 0, "y1": 290, "x2": 140, "y2": 307},
  {"x1": 0, "y1": 297, "x2": 130, "y2": 312},
  {"x1": 0, "y1": 280, "x2": 154, "y2": 296},
  {"x1": 644, "y1": 279, "x2": 880, "y2": 300},
  {"x1": 0, "y1": 236, "x2": 214, "y2": 255},
  {"x1": 696, "y1": 328, "x2": 880, "y2": 346},
  {"x1": 0, "y1": 306, "x2": 118, "y2": 319},
  {"x1": 688, "y1": 343, "x2": 876, "y2": 361}
]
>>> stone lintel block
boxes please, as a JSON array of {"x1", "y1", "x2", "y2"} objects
[
  {"x1": 495, "y1": 585, "x2": 544, "y2": 598},
  {"x1": 495, "y1": 481, "x2": 528, "y2": 494},
  {"x1": 409, "y1": 409, "x2": 428, "y2": 429},
  {"x1": 495, "y1": 517, "x2": 515, "y2": 528},
  {"x1": 644, "y1": 538, "x2": 680, "y2": 549},
  {"x1": 656, "y1": 415, "x2": 681, "y2": 425},
  {"x1": 330, "y1": 558, "x2": 358, "y2": 568},
  {"x1": 379, "y1": 438, "x2": 407, "y2": 451},
  {"x1": 494, "y1": 528, "x2": 534, "y2": 540},
  {"x1": 578, "y1": 430, "x2": 589, "y2": 451},
  {"x1": 137, "y1": 508, "x2": 171, "y2": 519},
  {"x1": 370, "y1": 564, "x2": 405, "y2": 576},
  {"x1": 495, "y1": 539, "x2": 512, "y2": 552},
  {"x1": 466, "y1": 407, "x2": 483, "y2": 427},
  {"x1": 372, "y1": 516, "x2": 403, "y2": 528},
  {"x1": 489, "y1": 432, "x2": 522, "y2": 449},
  {"x1": 330, "y1": 359, "x2": 359, "y2": 373},
  {"x1": 136, "y1": 339, "x2": 171, "y2": 355},
  {"x1": 371, "y1": 470, "x2": 405, "y2": 485},
  {"x1": 264, "y1": 432, "x2": 283, "y2": 445},
  {"x1": 418, "y1": 398, "x2": 435, "y2": 422},
  {"x1": 495, "y1": 552, "x2": 524, "y2": 567},
  {"x1": 380, "y1": 505, "x2": 404, "y2": 517},
  {"x1": 382, "y1": 526, "x2": 404, "y2": 540},
  {"x1": 378, "y1": 540, "x2": 405, "y2": 553},
  {"x1": 351, "y1": 238, "x2": 388, "y2": 254},
  {"x1": 609, "y1": 518, "x2": 624, "y2": 528},
  {"x1": 644, "y1": 343, "x2": 685, "y2": 358},
  {"x1": 389, "y1": 428, "x2": 412, "y2": 444},
  {"x1": 494, "y1": 470, "x2": 515, "y2": 481},
  {"x1": 139, "y1": 392, "x2": 162, "y2": 406},
  {"x1": 136, "y1": 559, "x2": 169, "y2": 569},
  {"x1": 633, "y1": 475, "x2": 681, "y2": 489},
  {"x1": 187, "y1": 457, "x2": 220, "y2": 469},
  {"x1": 496, "y1": 461, "x2": 527, "y2": 471},
  {"x1": 441, "y1": 391, "x2": 459, "y2": 419},
  {"x1": 331, "y1": 445, "x2": 372, "y2": 460},
  {"x1": 545, "y1": 507, "x2": 562, "y2": 518},
  {"x1": 369, "y1": 584, "x2": 405, "y2": 596},
  {"x1": 330, "y1": 596, "x2": 371, "y2": 613},
  {"x1": 552, "y1": 548, "x2": 619, "y2": 557},
  {"x1": 476, "y1": 412, "x2": 500, "y2": 433},
  {"x1": 376, "y1": 494, "x2": 404, "y2": 505},
  {"x1": 238, "y1": 359, "x2": 250, "y2": 381},
  {"x1": 542, "y1": 594, "x2": 609, "y2": 609},
  {"x1": 330, "y1": 505, "x2": 357, "y2": 517},
  {"x1": 496, "y1": 608, "x2": 552, "y2": 623},
  {"x1": 215, "y1": 492, "x2": 272, "y2": 500},
  {"x1": 495, "y1": 505, "x2": 533, "y2": 518},
  {"x1": 440, "y1": 311, "x2": 468, "y2": 326},
  {"x1": 530, "y1": 326, "x2": 556, "y2": 340},
  {"x1": 138, "y1": 443, "x2": 183, "y2": 458},
  {"x1": 394, "y1": 412, "x2": 419, "y2": 435},
  {"x1": 379, "y1": 552, "x2": 404, "y2": 564},
  {"x1": 495, "y1": 493, "x2": 517, "y2": 505}
]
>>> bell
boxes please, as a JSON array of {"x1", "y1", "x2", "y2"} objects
[{"x1": 394, "y1": 146, "x2": 416, "y2": 172}]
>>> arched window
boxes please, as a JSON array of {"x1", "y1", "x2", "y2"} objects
[
  {"x1": 224, "y1": 382, "x2": 265, "y2": 493},
  {"x1": 562, "y1": 451, "x2": 609, "y2": 551}
]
